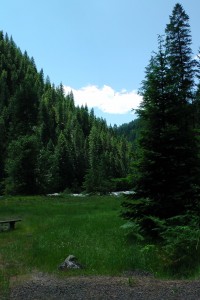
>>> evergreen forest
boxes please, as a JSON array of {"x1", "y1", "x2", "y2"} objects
[
  {"x1": 1, "y1": 2, "x2": 200, "y2": 275},
  {"x1": 0, "y1": 32, "x2": 133, "y2": 195}
]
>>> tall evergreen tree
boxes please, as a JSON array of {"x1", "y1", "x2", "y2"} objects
[
  {"x1": 0, "y1": 116, "x2": 6, "y2": 193},
  {"x1": 165, "y1": 3, "x2": 195, "y2": 102},
  {"x1": 36, "y1": 140, "x2": 59, "y2": 193},
  {"x1": 5, "y1": 135, "x2": 39, "y2": 195},
  {"x1": 55, "y1": 132, "x2": 74, "y2": 191},
  {"x1": 122, "y1": 4, "x2": 200, "y2": 234}
]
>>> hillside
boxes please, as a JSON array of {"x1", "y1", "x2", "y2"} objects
[
  {"x1": 115, "y1": 118, "x2": 142, "y2": 144},
  {"x1": 0, "y1": 32, "x2": 132, "y2": 195}
]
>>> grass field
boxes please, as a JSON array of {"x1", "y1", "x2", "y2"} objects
[
  {"x1": 0, "y1": 194, "x2": 199, "y2": 298},
  {"x1": 0, "y1": 194, "x2": 163, "y2": 296}
]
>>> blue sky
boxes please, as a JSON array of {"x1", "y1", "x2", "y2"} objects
[{"x1": 1, "y1": 0, "x2": 200, "y2": 126}]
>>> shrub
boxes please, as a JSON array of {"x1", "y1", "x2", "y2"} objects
[{"x1": 160, "y1": 213, "x2": 200, "y2": 276}]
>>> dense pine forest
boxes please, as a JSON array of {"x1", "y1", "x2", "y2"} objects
[
  {"x1": 1, "y1": 2, "x2": 200, "y2": 282},
  {"x1": 0, "y1": 31, "x2": 132, "y2": 195}
]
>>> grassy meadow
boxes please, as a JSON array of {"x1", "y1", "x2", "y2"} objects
[
  {"x1": 0, "y1": 194, "x2": 163, "y2": 296},
  {"x1": 0, "y1": 194, "x2": 199, "y2": 297}
]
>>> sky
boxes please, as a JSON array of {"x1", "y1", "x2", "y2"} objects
[{"x1": 1, "y1": 0, "x2": 200, "y2": 126}]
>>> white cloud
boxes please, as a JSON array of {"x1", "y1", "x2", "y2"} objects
[{"x1": 64, "y1": 85, "x2": 142, "y2": 114}]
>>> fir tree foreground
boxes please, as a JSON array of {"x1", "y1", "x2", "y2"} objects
[{"x1": 122, "y1": 3, "x2": 200, "y2": 275}]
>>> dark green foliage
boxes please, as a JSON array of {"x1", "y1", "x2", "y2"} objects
[
  {"x1": 83, "y1": 121, "x2": 132, "y2": 193},
  {"x1": 0, "y1": 31, "x2": 132, "y2": 195},
  {"x1": 115, "y1": 118, "x2": 143, "y2": 144},
  {"x1": 122, "y1": 3, "x2": 200, "y2": 249},
  {"x1": 5, "y1": 135, "x2": 39, "y2": 195},
  {"x1": 36, "y1": 141, "x2": 59, "y2": 194},
  {"x1": 55, "y1": 132, "x2": 74, "y2": 190},
  {"x1": 0, "y1": 117, "x2": 6, "y2": 193},
  {"x1": 165, "y1": 3, "x2": 195, "y2": 101},
  {"x1": 9, "y1": 76, "x2": 39, "y2": 137},
  {"x1": 112, "y1": 177, "x2": 132, "y2": 192},
  {"x1": 160, "y1": 213, "x2": 200, "y2": 275}
]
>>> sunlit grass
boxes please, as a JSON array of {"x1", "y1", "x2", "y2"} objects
[
  {"x1": 2, "y1": 195, "x2": 141, "y2": 274},
  {"x1": 0, "y1": 194, "x2": 146, "y2": 296},
  {"x1": 1, "y1": 194, "x2": 198, "y2": 298}
]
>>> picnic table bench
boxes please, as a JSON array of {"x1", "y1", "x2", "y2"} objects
[{"x1": 0, "y1": 219, "x2": 22, "y2": 230}]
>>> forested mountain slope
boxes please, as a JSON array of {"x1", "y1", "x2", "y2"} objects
[
  {"x1": 115, "y1": 118, "x2": 142, "y2": 144},
  {"x1": 0, "y1": 32, "x2": 132, "y2": 195}
]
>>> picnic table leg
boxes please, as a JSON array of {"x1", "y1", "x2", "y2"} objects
[{"x1": 9, "y1": 221, "x2": 15, "y2": 230}]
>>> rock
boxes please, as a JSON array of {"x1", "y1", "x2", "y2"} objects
[{"x1": 59, "y1": 255, "x2": 83, "y2": 270}]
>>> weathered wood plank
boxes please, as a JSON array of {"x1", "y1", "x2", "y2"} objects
[{"x1": 0, "y1": 219, "x2": 22, "y2": 230}]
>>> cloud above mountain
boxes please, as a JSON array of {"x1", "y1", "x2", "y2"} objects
[{"x1": 64, "y1": 85, "x2": 142, "y2": 114}]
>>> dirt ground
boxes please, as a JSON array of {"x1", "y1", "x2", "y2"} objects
[{"x1": 8, "y1": 272, "x2": 200, "y2": 300}]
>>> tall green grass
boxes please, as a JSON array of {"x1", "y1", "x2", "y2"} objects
[
  {"x1": 0, "y1": 195, "x2": 160, "y2": 295},
  {"x1": 0, "y1": 195, "x2": 199, "y2": 297}
]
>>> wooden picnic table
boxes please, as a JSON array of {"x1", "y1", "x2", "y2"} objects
[{"x1": 0, "y1": 219, "x2": 22, "y2": 230}]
